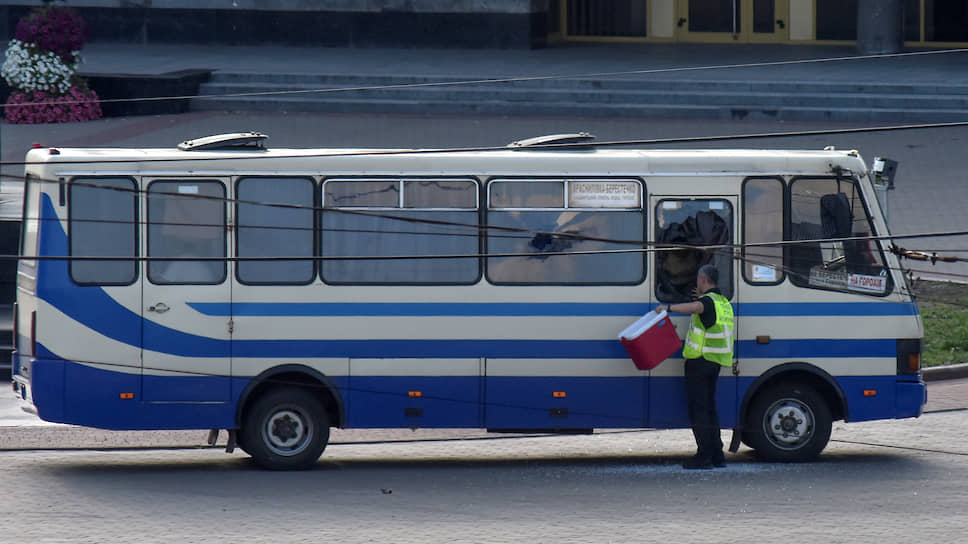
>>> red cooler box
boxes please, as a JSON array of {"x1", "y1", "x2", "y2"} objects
[{"x1": 618, "y1": 310, "x2": 682, "y2": 370}]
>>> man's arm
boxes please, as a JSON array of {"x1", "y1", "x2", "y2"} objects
[{"x1": 655, "y1": 301, "x2": 705, "y2": 315}]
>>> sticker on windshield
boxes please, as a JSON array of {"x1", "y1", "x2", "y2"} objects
[
  {"x1": 752, "y1": 264, "x2": 777, "y2": 282},
  {"x1": 847, "y1": 273, "x2": 887, "y2": 293}
]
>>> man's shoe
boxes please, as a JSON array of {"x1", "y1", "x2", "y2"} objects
[
  {"x1": 712, "y1": 455, "x2": 727, "y2": 468},
  {"x1": 682, "y1": 455, "x2": 714, "y2": 470}
]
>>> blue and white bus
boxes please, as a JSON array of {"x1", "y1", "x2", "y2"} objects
[{"x1": 12, "y1": 133, "x2": 925, "y2": 469}]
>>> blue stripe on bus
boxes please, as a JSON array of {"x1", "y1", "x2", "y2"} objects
[
  {"x1": 27, "y1": 358, "x2": 923, "y2": 431},
  {"x1": 230, "y1": 338, "x2": 895, "y2": 359},
  {"x1": 737, "y1": 302, "x2": 917, "y2": 316},
  {"x1": 188, "y1": 301, "x2": 918, "y2": 317},
  {"x1": 190, "y1": 302, "x2": 654, "y2": 317}
]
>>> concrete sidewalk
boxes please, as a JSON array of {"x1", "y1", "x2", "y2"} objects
[
  {"x1": 72, "y1": 42, "x2": 968, "y2": 122},
  {"x1": 77, "y1": 42, "x2": 968, "y2": 82}
]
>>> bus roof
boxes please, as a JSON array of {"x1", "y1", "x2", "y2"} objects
[{"x1": 24, "y1": 146, "x2": 868, "y2": 178}]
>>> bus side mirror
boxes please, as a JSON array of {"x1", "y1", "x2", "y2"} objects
[{"x1": 871, "y1": 157, "x2": 897, "y2": 190}]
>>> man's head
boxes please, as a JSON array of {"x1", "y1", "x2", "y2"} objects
[{"x1": 697, "y1": 264, "x2": 719, "y2": 293}]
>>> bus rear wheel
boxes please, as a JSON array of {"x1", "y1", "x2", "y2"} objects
[
  {"x1": 744, "y1": 382, "x2": 832, "y2": 462},
  {"x1": 242, "y1": 387, "x2": 330, "y2": 470}
]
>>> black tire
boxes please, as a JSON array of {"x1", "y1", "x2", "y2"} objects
[
  {"x1": 744, "y1": 382, "x2": 832, "y2": 462},
  {"x1": 242, "y1": 387, "x2": 330, "y2": 470}
]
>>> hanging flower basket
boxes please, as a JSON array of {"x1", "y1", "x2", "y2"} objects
[
  {"x1": 1, "y1": 2, "x2": 100, "y2": 124},
  {"x1": 4, "y1": 85, "x2": 102, "y2": 124},
  {"x1": 2, "y1": 39, "x2": 76, "y2": 94},
  {"x1": 13, "y1": 4, "x2": 87, "y2": 64}
]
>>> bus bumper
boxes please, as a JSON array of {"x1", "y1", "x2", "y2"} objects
[
  {"x1": 13, "y1": 356, "x2": 66, "y2": 424},
  {"x1": 895, "y1": 379, "x2": 926, "y2": 419}
]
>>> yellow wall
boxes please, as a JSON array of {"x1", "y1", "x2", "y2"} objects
[
  {"x1": 788, "y1": 0, "x2": 814, "y2": 41},
  {"x1": 651, "y1": 0, "x2": 676, "y2": 38}
]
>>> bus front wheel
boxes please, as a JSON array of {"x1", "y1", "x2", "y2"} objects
[
  {"x1": 242, "y1": 387, "x2": 330, "y2": 470},
  {"x1": 744, "y1": 382, "x2": 832, "y2": 462}
]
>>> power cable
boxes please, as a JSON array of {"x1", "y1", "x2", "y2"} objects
[
  {"x1": 5, "y1": 120, "x2": 968, "y2": 168},
  {"x1": 9, "y1": 171, "x2": 968, "y2": 251},
  {"x1": 3, "y1": 47, "x2": 967, "y2": 108}
]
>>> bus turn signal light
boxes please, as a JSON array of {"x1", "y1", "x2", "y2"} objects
[
  {"x1": 863, "y1": 390, "x2": 877, "y2": 397},
  {"x1": 408, "y1": 391, "x2": 422, "y2": 398},
  {"x1": 553, "y1": 391, "x2": 567, "y2": 398},
  {"x1": 907, "y1": 353, "x2": 921, "y2": 373},
  {"x1": 120, "y1": 393, "x2": 134, "y2": 400}
]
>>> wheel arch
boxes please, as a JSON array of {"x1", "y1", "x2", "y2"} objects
[
  {"x1": 235, "y1": 364, "x2": 345, "y2": 429},
  {"x1": 738, "y1": 362, "x2": 848, "y2": 429}
]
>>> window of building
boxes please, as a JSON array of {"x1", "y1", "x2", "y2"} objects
[
  {"x1": 237, "y1": 177, "x2": 315, "y2": 285},
  {"x1": 69, "y1": 177, "x2": 138, "y2": 285},
  {"x1": 486, "y1": 178, "x2": 644, "y2": 285},
  {"x1": 924, "y1": 0, "x2": 968, "y2": 42},
  {"x1": 321, "y1": 178, "x2": 480, "y2": 284},
  {"x1": 688, "y1": 0, "x2": 741, "y2": 33},
  {"x1": 566, "y1": 0, "x2": 647, "y2": 37},
  {"x1": 743, "y1": 177, "x2": 784, "y2": 284},
  {"x1": 147, "y1": 180, "x2": 226, "y2": 285},
  {"x1": 655, "y1": 199, "x2": 733, "y2": 302},
  {"x1": 906, "y1": 0, "x2": 922, "y2": 41},
  {"x1": 788, "y1": 177, "x2": 891, "y2": 295},
  {"x1": 816, "y1": 0, "x2": 857, "y2": 40}
]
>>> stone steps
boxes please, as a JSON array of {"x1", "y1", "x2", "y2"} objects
[{"x1": 192, "y1": 73, "x2": 968, "y2": 122}]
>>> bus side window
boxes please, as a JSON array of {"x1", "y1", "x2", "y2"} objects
[
  {"x1": 789, "y1": 177, "x2": 891, "y2": 295},
  {"x1": 654, "y1": 199, "x2": 732, "y2": 302},
  {"x1": 69, "y1": 177, "x2": 138, "y2": 285},
  {"x1": 486, "y1": 179, "x2": 644, "y2": 285},
  {"x1": 147, "y1": 180, "x2": 226, "y2": 285},
  {"x1": 321, "y1": 178, "x2": 480, "y2": 285},
  {"x1": 237, "y1": 176, "x2": 315, "y2": 285},
  {"x1": 742, "y1": 177, "x2": 784, "y2": 284}
]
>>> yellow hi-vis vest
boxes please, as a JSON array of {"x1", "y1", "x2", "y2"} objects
[{"x1": 681, "y1": 291, "x2": 735, "y2": 367}]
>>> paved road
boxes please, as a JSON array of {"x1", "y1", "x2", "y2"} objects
[{"x1": 0, "y1": 409, "x2": 966, "y2": 543}]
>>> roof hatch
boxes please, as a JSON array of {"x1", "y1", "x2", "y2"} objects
[
  {"x1": 506, "y1": 132, "x2": 596, "y2": 149},
  {"x1": 177, "y1": 132, "x2": 268, "y2": 151}
]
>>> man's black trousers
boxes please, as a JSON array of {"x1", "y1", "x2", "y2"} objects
[{"x1": 684, "y1": 357, "x2": 724, "y2": 460}]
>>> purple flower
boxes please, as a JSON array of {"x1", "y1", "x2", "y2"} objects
[
  {"x1": 3, "y1": 86, "x2": 102, "y2": 124},
  {"x1": 14, "y1": 6, "x2": 87, "y2": 63}
]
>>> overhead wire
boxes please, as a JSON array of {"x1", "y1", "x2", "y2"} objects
[
  {"x1": 4, "y1": 166, "x2": 967, "y2": 312},
  {"x1": 5, "y1": 172, "x2": 968, "y2": 299},
  {"x1": 6, "y1": 119, "x2": 968, "y2": 169},
  {"x1": 8, "y1": 172, "x2": 968, "y2": 247},
  {"x1": 3, "y1": 47, "x2": 967, "y2": 109}
]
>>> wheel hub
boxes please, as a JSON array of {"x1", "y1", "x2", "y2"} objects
[
  {"x1": 766, "y1": 400, "x2": 813, "y2": 447},
  {"x1": 265, "y1": 409, "x2": 309, "y2": 453}
]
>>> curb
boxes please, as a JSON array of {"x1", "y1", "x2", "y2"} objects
[{"x1": 922, "y1": 363, "x2": 968, "y2": 382}]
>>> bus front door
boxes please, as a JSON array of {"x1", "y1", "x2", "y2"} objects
[
  {"x1": 647, "y1": 194, "x2": 738, "y2": 429},
  {"x1": 142, "y1": 178, "x2": 231, "y2": 403}
]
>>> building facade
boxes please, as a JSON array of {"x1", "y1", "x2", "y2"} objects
[
  {"x1": 1, "y1": 0, "x2": 966, "y2": 49},
  {"x1": 553, "y1": 0, "x2": 966, "y2": 46}
]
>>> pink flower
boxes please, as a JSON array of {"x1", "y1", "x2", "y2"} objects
[{"x1": 3, "y1": 86, "x2": 102, "y2": 124}]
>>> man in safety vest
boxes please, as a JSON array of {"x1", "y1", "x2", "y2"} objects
[{"x1": 656, "y1": 264, "x2": 734, "y2": 469}]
